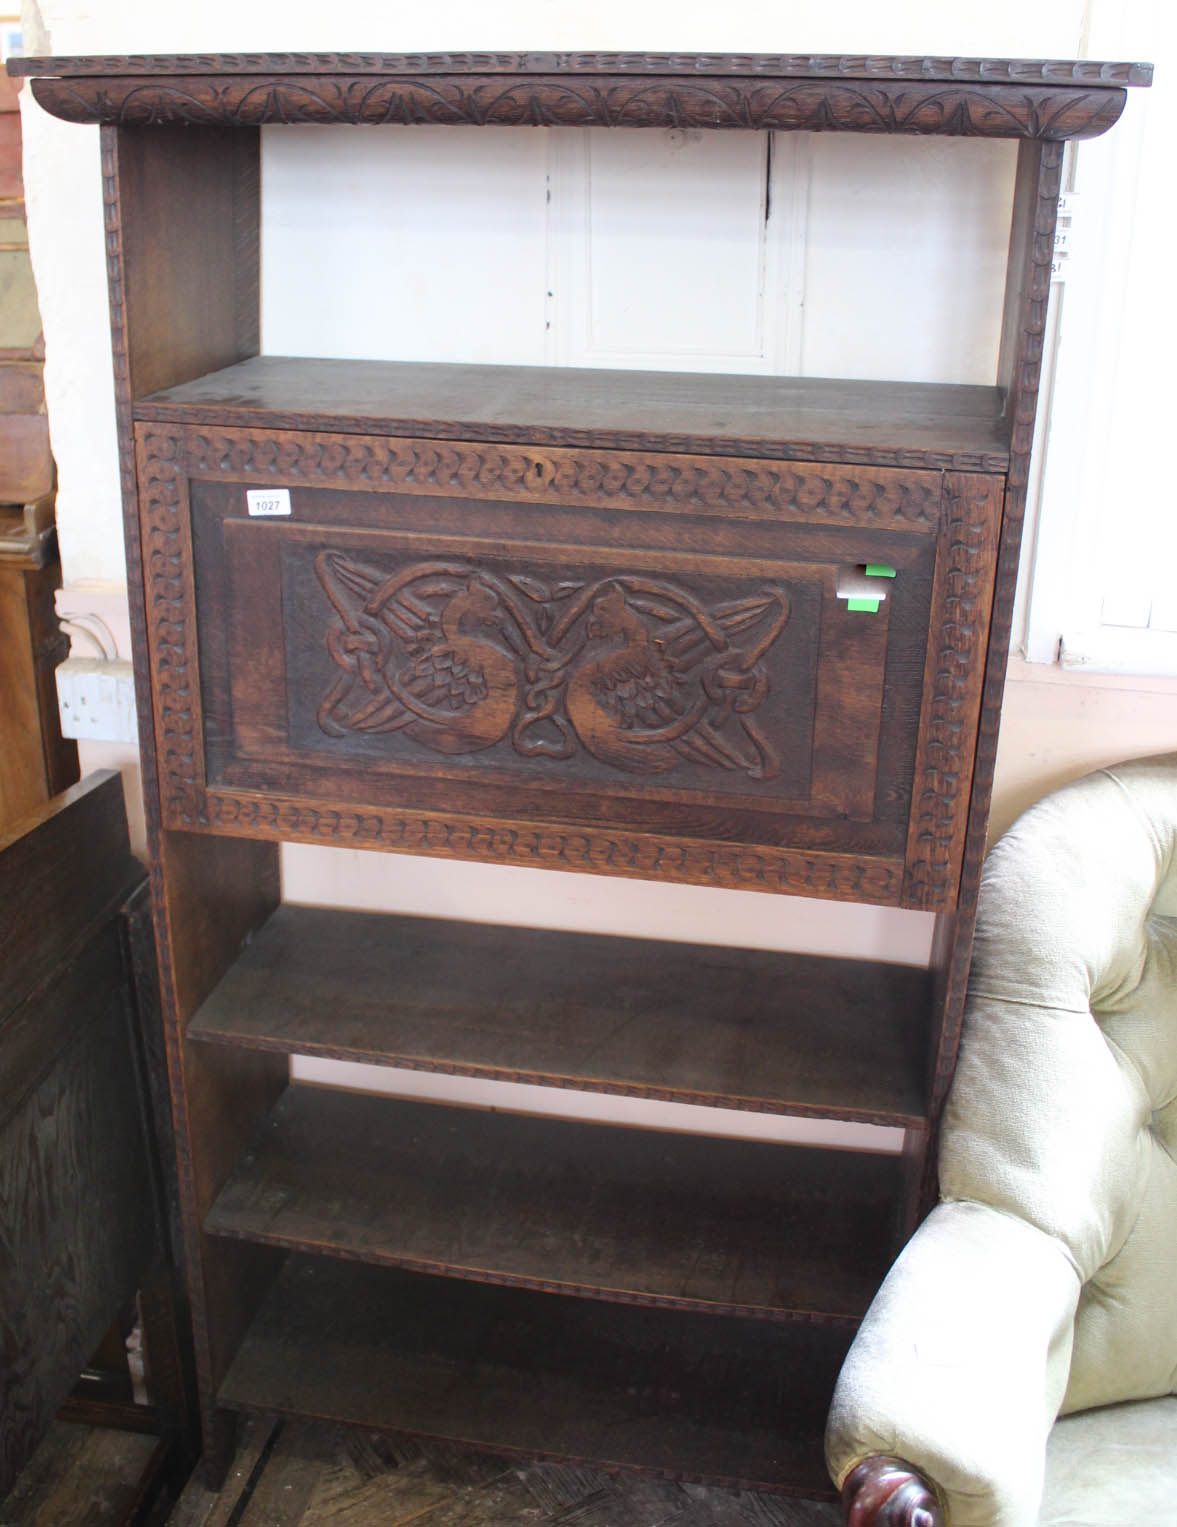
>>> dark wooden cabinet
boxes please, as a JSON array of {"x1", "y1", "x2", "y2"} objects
[
  {"x1": 134, "y1": 388, "x2": 1002, "y2": 908},
  {"x1": 0, "y1": 772, "x2": 196, "y2": 1516},
  {"x1": 14, "y1": 49, "x2": 1146, "y2": 1500}
]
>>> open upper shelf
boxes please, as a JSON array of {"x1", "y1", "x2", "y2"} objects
[
  {"x1": 204, "y1": 1085, "x2": 904, "y2": 1323},
  {"x1": 187, "y1": 906, "x2": 931, "y2": 1126},
  {"x1": 219, "y1": 1254, "x2": 844, "y2": 1493},
  {"x1": 136, "y1": 356, "x2": 1011, "y2": 472}
]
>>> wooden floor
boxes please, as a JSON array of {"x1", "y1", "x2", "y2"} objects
[
  {"x1": 0, "y1": 1421, "x2": 170, "y2": 1527},
  {"x1": 167, "y1": 1418, "x2": 844, "y2": 1527},
  {"x1": 2, "y1": 1414, "x2": 844, "y2": 1525}
]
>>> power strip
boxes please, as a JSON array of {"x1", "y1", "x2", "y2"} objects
[{"x1": 55, "y1": 657, "x2": 139, "y2": 744}]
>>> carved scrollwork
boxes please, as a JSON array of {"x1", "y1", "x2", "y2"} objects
[
  {"x1": 185, "y1": 428, "x2": 943, "y2": 530},
  {"x1": 196, "y1": 790, "x2": 904, "y2": 905},
  {"x1": 902, "y1": 473, "x2": 1002, "y2": 909},
  {"x1": 136, "y1": 425, "x2": 203, "y2": 819},
  {"x1": 32, "y1": 74, "x2": 1127, "y2": 141},
  {"x1": 315, "y1": 552, "x2": 790, "y2": 781}
]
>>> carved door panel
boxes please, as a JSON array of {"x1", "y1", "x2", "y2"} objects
[{"x1": 135, "y1": 423, "x2": 1001, "y2": 909}]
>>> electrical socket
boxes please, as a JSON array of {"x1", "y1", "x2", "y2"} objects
[{"x1": 56, "y1": 657, "x2": 139, "y2": 744}]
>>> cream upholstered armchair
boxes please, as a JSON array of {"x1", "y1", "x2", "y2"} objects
[{"x1": 826, "y1": 754, "x2": 1177, "y2": 1527}]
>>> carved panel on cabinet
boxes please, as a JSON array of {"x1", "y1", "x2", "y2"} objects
[
  {"x1": 313, "y1": 552, "x2": 793, "y2": 781},
  {"x1": 132, "y1": 421, "x2": 1002, "y2": 909}
]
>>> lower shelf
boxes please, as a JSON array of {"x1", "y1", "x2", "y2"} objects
[
  {"x1": 205, "y1": 1085, "x2": 904, "y2": 1322},
  {"x1": 218, "y1": 1255, "x2": 845, "y2": 1496}
]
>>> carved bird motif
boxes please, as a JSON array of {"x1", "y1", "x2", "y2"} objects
[
  {"x1": 315, "y1": 555, "x2": 523, "y2": 754},
  {"x1": 566, "y1": 587, "x2": 703, "y2": 774},
  {"x1": 564, "y1": 581, "x2": 789, "y2": 778},
  {"x1": 316, "y1": 555, "x2": 789, "y2": 779},
  {"x1": 389, "y1": 579, "x2": 519, "y2": 753}
]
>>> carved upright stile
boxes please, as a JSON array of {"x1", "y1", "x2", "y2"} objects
[{"x1": 13, "y1": 47, "x2": 1149, "y2": 1501}]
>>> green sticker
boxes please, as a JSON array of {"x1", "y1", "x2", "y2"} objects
[
  {"x1": 864, "y1": 563, "x2": 897, "y2": 578},
  {"x1": 846, "y1": 597, "x2": 881, "y2": 613}
]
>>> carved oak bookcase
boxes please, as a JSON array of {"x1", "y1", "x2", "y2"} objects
[{"x1": 15, "y1": 50, "x2": 1147, "y2": 1499}]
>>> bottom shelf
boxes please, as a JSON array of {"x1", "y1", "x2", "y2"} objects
[{"x1": 219, "y1": 1255, "x2": 845, "y2": 1496}]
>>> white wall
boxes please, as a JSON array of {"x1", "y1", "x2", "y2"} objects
[
  {"x1": 261, "y1": 124, "x2": 1016, "y2": 384},
  {"x1": 18, "y1": 0, "x2": 1174, "y2": 1148}
]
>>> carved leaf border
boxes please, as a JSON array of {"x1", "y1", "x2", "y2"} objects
[{"x1": 35, "y1": 75, "x2": 1126, "y2": 141}]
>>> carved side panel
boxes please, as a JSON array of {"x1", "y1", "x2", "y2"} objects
[
  {"x1": 135, "y1": 426, "x2": 205, "y2": 821},
  {"x1": 902, "y1": 473, "x2": 1003, "y2": 909},
  {"x1": 0, "y1": 931, "x2": 155, "y2": 1497}
]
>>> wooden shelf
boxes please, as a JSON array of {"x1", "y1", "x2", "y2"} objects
[
  {"x1": 205, "y1": 1084, "x2": 904, "y2": 1322},
  {"x1": 134, "y1": 355, "x2": 1011, "y2": 471},
  {"x1": 188, "y1": 906, "x2": 932, "y2": 1127},
  {"x1": 22, "y1": 40, "x2": 1132, "y2": 1494},
  {"x1": 218, "y1": 1254, "x2": 844, "y2": 1494}
]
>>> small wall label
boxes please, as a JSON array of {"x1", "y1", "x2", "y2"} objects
[{"x1": 246, "y1": 488, "x2": 292, "y2": 517}]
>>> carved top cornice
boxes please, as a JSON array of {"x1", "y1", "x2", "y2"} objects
[
  {"x1": 7, "y1": 52, "x2": 1154, "y2": 86},
  {"x1": 10, "y1": 52, "x2": 1148, "y2": 140}
]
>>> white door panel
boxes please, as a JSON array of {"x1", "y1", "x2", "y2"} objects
[{"x1": 546, "y1": 126, "x2": 807, "y2": 373}]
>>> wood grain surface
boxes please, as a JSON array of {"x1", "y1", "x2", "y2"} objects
[
  {"x1": 0, "y1": 1421, "x2": 167, "y2": 1527},
  {"x1": 136, "y1": 357, "x2": 1011, "y2": 472},
  {"x1": 188, "y1": 905, "x2": 931, "y2": 1127},
  {"x1": 0, "y1": 773, "x2": 201, "y2": 1509},
  {"x1": 916, "y1": 139, "x2": 1067, "y2": 1216},
  {"x1": 218, "y1": 1257, "x2": 846, "y2": 1494},
  {"x1": 102, "y1": 121, "x2": 283, "y2": 1484},
  {"x1": 0, "y1": 772, "x2": 140, "y2": 1008},
  {"x1": 204, "y1": 1085, "x2": 904, "y2": 1322},
  {"x1": 0, "y1": 556, "x2": 76, "y2": 832},
  {"x1": 167, "y1": 1415, "x2": 843, "y2": 1527},
  {"x1": 0, "y1": 926, "x2": 155, "y2": 1498}
]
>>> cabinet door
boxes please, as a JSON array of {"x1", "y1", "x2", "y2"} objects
[{"x1": 135, "y1": 423, "x2": 1001, "y2": 910}]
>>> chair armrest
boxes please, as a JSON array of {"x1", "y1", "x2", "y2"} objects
[
  {"x1": 842, "y1": 1456, "x2": 945, "y2": 1525},
  {"x1": 826, "y1": 1200, "x2": 1080, "y2": 1527}
]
